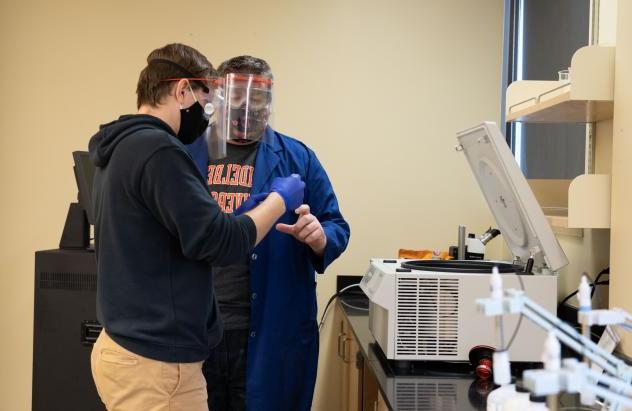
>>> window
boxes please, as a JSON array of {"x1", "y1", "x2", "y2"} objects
[{"x1": 503, "y1": 0, "x2": 590, "y2": 179}]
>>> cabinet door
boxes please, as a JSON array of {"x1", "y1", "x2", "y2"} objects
[
  {"x1": 376, "y1": 390, "x2": 389, "y2": 411},
  {"x1": 338, "y1": 303, "x2": 350, "y2": 410},
  {"x1": 312, "y1": 302, "x2": 346, "y2": 410},
  {"x1": 314, "y1": 301, "x2": 365, "y2": 411},
  {"x1": 362, "y1": 358, "x2": 379, "y2": 411},
  {"x1": 343, "y1": 326, "x2": 361, "y2": 411}
]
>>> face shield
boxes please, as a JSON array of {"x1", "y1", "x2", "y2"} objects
[{"x1": 208, "y1": 73, "x2": 273, "y2": 159}]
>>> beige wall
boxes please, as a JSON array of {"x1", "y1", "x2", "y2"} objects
[
  {"x1": 0, "y1": 1, "x2": 507, "y2": 409},
  {"x1": 598, "y1": 0, "x2": 618, "y2": 45},
  {"x1": 550, "y1": 119, "x2": 613, "y2": 308},
  {"x1": 555, "y1": 231, "x2": 611, "y2": 308},
  {"x1": 609, "y1": 0, "x2": 632, "y2": 354}
]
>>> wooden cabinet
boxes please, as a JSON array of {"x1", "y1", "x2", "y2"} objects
[
  {"x1": 316, "y1": 301, "x2": 390, "y2": 411},
  {"x1": 361, "y1": 356, "x2": 380, "y2": 411},
  {"x1": 336, "y1": 302, "x2": 362, "y2": 411},
  {"x1": 376, "y1": 390, "x2": 389, "y2": 411}
]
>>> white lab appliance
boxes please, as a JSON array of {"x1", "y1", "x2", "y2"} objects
[{"x1": 359, "y1": 122, "x2": 568, "y2": 363}]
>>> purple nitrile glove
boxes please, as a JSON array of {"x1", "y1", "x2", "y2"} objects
[
  {"x1": 270, "y1": 174, "x2": 305, "y2": 211},
  {"x1": 234, "y1": 192, "x2": 269, "y2": 216}
]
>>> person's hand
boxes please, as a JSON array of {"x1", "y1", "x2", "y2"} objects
[
  {"x1": 270, "y1": 174, "x2": 305, "y2": 212},
  {"x1": 234, "y1": 192, "x2": 269, "y2": 216},
  {"x1": 276, "y1": 205, "x2": 327, "y2": 256}
]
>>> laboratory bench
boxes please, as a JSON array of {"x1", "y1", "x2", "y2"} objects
[{"x1": 332, "y1": 293, "x2": 597, "y2": 411}]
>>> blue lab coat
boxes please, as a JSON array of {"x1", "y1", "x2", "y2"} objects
[{"x1": 187, "y1": 128, "x2": 350, "y2": 410}]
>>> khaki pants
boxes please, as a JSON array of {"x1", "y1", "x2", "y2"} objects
[{"x1": 91, "y1": 330, "x2": 208, "y2": 411}]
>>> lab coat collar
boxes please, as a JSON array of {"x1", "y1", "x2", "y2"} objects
[{"x1": 252, "y1": 127, "x2": 283, "y2": 192}]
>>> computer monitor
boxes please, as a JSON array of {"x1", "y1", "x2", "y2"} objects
[{"x1": 72, "y1": 151, "x2": 95, "y2": 225}]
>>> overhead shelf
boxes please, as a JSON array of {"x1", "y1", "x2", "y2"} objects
[
  {"x1": 568, "y1": 174, "x2": 611, "y2": 229},
  {"x1": 506, "y1": 46, "x2": 615, "y2": 123},
  {"x1": 540, "y1": 207, "x2": 582, "y2": 237},
  {"x1": 530, "y1": 175, "x2": 611, "y2": 231}
]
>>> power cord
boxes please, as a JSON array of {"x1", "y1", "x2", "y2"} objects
[
  {"x1": 318, "y1": 283, "x2": 362, "y2": 331},
  {"x1": 504, "y1": 270, "x2": 525, "y2": 351},
  {"x1": 557, "y1": 280, "x2": 610, "y2": 309},
  {"x1": 339, "y1": 299, "x2": 369, "y2": 311},
  {"x1": 591, "y1": 267, "x2": 610, "y2": 298},
  {"x1": 557, "y1": 267, "x2": 610, "y2": 310}
]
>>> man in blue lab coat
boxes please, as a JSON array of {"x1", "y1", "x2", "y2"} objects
[{"x1": 187, "y1": 55, "x2": 350, "y2": 411}]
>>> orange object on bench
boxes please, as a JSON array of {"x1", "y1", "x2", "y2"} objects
[{"x1": 398, "y1": 249, "x2": 452, "y2": 260}]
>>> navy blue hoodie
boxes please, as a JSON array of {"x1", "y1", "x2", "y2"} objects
[{"x1": 89, "y1": 114, "x2": 256, "y2": 363}]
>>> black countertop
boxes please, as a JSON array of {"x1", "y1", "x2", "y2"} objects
[{"x1": 338, "y1": 295, "x2": 594, "y2": 411}]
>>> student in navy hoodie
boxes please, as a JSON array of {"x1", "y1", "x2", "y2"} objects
[{"x1": 88, "y1": 43, "x2": 305, "y2": 411}]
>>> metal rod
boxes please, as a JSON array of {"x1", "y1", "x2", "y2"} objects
[
  {"x1": 583, "y1": 323, "x2": 592, "y2": 368},
  {"x1": 589, "y1": 0, "x2": 600, "y2": 46},
  {"x1": 521, "y1": 305, "x2": 620, "y2": 377},
  {"x1": 522, "y1": 297, "x2": 621, "y2": 372},
  {"x1": 586, "y1": 123, "x2": 596, "y2": 174},
  {"x1": 588, "y1": 368, "x2": 632, "y2": 396},
  {"x1": 516, "y1": 291, "x2": 628, "y2": 374},
  {"x1": 587, "y1": 382, "x2": 632, "y2": 409},
  {"x1": 458, "y1": 225, "x2": 466, "y2": 260}
]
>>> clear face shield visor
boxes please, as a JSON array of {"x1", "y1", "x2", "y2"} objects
[{"x1": 207, "y1": 73, "x2": 273, "y2": 160}]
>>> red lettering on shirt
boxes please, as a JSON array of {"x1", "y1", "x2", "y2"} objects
[
  {"x1": 210, "y1": 192, "x2": 250, "y2": 213},
  {"x1": 222, "y1": 164, "x2": 234, "y2": 185},
  {"x1": 229, "y1": 165, "x2": 241, "y2": 186},
  {"x1": 217, "y1": 192, "x2": 227, "y2": 210},
  {"x1": 235, "y1": 193, "x2": 247, "y2": 209},
  {"x1": 208, "y1": 164, "x2": 253, "y2": 189},
  {"x1": 207, "y1": 165, "x2": 215, "y2": 185},
  {"x1": 239, "y1": 166, "x2": 253, "y2": 187},
  {"x1": 213, "y1": 165, "x2": 224, "y2": 185},
  {"x1": 207, "y1": 159, "x2": 255, "y2": 214}
]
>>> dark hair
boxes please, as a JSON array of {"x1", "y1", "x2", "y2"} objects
[
  {"x1": 136, "y1": 43, "x2": 214, "y2": 109},
  {"x1": 217, "y1": 55, "x2": 273, "y2": 79}
]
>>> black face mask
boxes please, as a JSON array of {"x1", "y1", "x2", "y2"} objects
[
  {"x1": 229, "y1": 106, "x2": 269, "y2": 142},
  {"x1": 178, "y1": 100, "x2": 209, "y2": 145}
]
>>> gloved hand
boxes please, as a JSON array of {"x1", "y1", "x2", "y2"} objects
[
  {"x1": 270, "y1": 174, "x2": 305, "y2": 211},
  {"x1": 234, "y1": 192, "x2": 269, "y2": 216}
]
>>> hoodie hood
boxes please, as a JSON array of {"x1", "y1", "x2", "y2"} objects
[{"x1": 89, "y1": 114, "x2": 175, "y2": 167}]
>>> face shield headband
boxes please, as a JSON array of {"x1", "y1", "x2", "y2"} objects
[{"x1": 150, "y1": 58, "x2": 213, "y2": 93}]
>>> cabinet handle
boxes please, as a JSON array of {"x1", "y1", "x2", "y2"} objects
[
  {"x1": 342, "y1": 337, "x2": 351, "y2": 363},
  {"x1": 337, "y1": 333, "x2": 345, "y2": 358}
]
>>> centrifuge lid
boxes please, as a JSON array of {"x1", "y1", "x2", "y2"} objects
[{"x1": 456, "y1": 122, "x2": 568, "y2": 272}]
